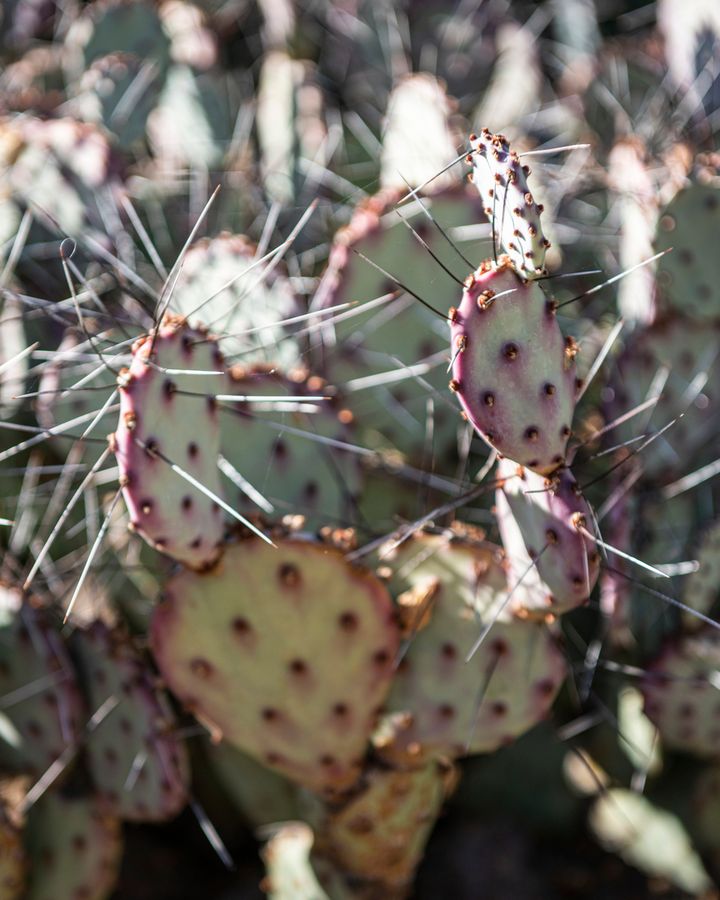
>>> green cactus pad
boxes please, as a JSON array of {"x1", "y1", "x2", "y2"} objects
[
  {"x1": 682, "y1": 521, "x2": 720, "y2": 631},
  {"x1": 0, "y1": 802, "x2": 25, "y2": 899},
  {"x1": 169, "y1": 233, "x2": 301, "y2": 368},
  {"x1": 607, "y1": 314, "x2": 720, "y2": 482},
  {"x1": 315, "y1": 761, "x2": 456, "y2": 894},
  {"x1": 313, "y1": 185, "x2": 488, "y2": 464},
  {"x1": 151, "y1": 536, "x2": 399, "y2": 794},
  {"x1": 468, "y1": 129, "x2": 548, "y2": 278},
  {"x1": 642, "y1": 628, "x2": 720, "y2": 759},
  {"x1": 449, "y1": 257, "x2": 577, "y2": 474},
  {"x1": 71, "y1": 623, "x2": 190, "y2": 822},
  {"x1": 495, "y1": 458, "x2": 600, "y2": 615},
  {"x1": 655, "y1": 183, "x2": 720, "y2": 321},
  {"x1": 0, "y1": 588, "x2": 84, "y2": 777},
  {"x1": 219, "y1": 366, "x2": 363, "y2": 530},
  {"x1": 112, "y1": 317, "x2": 226, "y2": 570},
  {"x1": 372, "y1": 533, "x2": 566, "y2": 765},
  {"x1": 25, "y1": 790, "x2": 123, "y2": 900}
]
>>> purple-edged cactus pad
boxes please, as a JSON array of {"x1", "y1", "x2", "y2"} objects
[
  {"x1": 448, "y1": 256, "x2": 577, "y2": 473},
  {"x1": 468, "y1": 128, "x2": 549, "y2": 278},
  {"x1": 112, "y1": 316, "x2": 226, "y2": 570},
  {"x1": 151, "y1": 536, "x2": 400, "y2": 794},
  {"x1": 496, "y1": 458, "x2": 600, "y2": 615}
]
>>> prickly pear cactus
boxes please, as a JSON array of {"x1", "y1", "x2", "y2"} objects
[
  {"x1": 313, "y1": 185, "x2": 487, "y2": 464},
  {"x1": 112, "y1": 317, "x2": 226, "y2": 570},
  {"x1": 219, "y1": 366, "x2": 363, "y2": 531},
  {"x1": 372, "y1": 532, "x2": 566, "y2": 766},
  {"x1": 641, "y1": 628, "x2": 720, "y2": 759},
  {"x1": 71, "y1": 622, "x2": 190, "y2": 822},
  {"x1": 169, "y1": 234, "x2": 302, "y2": 367},
  {"x1": 468, "y1": 129, "x2": 549, "y2": 278},
  {"x1": 0, "y1": 587, "x2": 84, "y2": 777},
  {"x1": 495, "y1": 458, "x2": 600, "y2": 615},
  {"x1": 655, "y1": 183, "x2": 720, "y2": 321},
  {"x1": 607, "y1": 314, "x2": 720, "y2": 482},
  {"x1": 151, "y1": 535, "x2": 400, "y2": 794},
  {"x1": 449, "y1": 256, "x2": 577, "y2": 473},
  {"x1": 313, "y1": 761, "x2": 457, "y2": 896},
  {"x1": 24, "y1": 789, "x2": 123, "y2": 900}
]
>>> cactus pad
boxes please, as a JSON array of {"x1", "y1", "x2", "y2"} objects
[
  {"x1": 468, "y1": 129, "x2": 548, "y2": 278},
  {"x1": 315, "y1": 762, "x2": 456, "y2": 894},
  {"x1": 0, "y1": 588, "x2": 84, "y2": 777},
  {"x1": 219, "y1": 366, "x2": 363, "y2": 531},
  {"x1": 169, "y1": 233, "x2": 301, "y2": 367},
  {"x1": 112, "y1": 317, "x2": 226, "y2": 570},
  {"x1": 495, "y1": 458, "x2": 600, "y2": 615},
  {"x1": 373, "y1": 534, "x2": 566, "y2": 765},
  {"x1": 449, "y1": 256, "x2": 576, "y2": 473},
  {"x1": 151, "y1": 536, "x2": 399, "y2": 794},
  {"x1": 25, "y1": 790, "x2": 123, "y2": 900},
  {"x1": 655, "y1": 183, "x2": 720, "y2": 321},
  {"x1": 641, "y1": 628, "x2": 720, "y2": 759},
  {"x1": 607, "y1": 315, "x2": 720, "y2": 482},
  {"x1": 71, "y1": 623, "x2": 190, "y2": 822},
  {"x1": 314, "y1": 185, "x2": 488, "y2": 464}
]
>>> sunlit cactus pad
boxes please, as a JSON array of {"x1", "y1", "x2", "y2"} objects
[{"x1": 151, "y1": 535, "x2": 400, "y2": 794}]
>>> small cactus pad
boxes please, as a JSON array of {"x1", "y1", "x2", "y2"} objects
[
  {"x1": 151, "y1": 536, "x2": 399, "y2": 794},
  {"x1": 655, "y1": 183, "x2": 720, "y2": 321},
  {"x1": 0, "y1": 802, "x2": 25, "y2": 899},
  {"x1": 641, "y1": 628, "x2": 720, "y2": 759},
  {"x1": 315, "y1": 762, "x2": 456, "y2": 893},
  {"x1": 219, "y1": 366, "x2": 363, "y2": 531},
  {"x1": 373, "y1": 534, "x2": 566, "y2": 765},
  {"x1": 449, "y1": 257, "x2": 576, "y2": 473},
  {"x1": 681, "y1": 521, "x2": 720, "y2": 631},
  {"x1": 468, "y1": 129, "x2": 548, "y2": 278},
  {"x1": 112, "y1": 317, "x2": 226, "y2": 570},
  {"x1": 71, "y1": 623, "x2": 190, "y2": 822},
  {"x1": 169, "y1": 233, "x2": 301, "y2": 367},
  {"x1": 0, "y1": 587, "x2": 84, "y2": 777},
  {"x1": 495, "y1": 458, "x2": 600, "y2": 615},
  {"x1": 25, "y1": 790, "x2": 123, "y2": 900}
]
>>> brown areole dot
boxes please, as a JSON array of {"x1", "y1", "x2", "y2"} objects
[
  {"x1": 189, "y1": 658, "x2": 213, "y2": 679},
  {"x1": 338, "y1": 611, "x2": 359, "y2": 632},
  {"x1": 503, "y1": 342, "x2": 519, "y2": 360},
  {"x1": 278, "y1": 562, "x2": 301, "y2": 588}
]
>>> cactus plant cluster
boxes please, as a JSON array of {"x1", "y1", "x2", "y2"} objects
[{"x1": 2, "y1": 0, "x2": 720, "y2": 898}]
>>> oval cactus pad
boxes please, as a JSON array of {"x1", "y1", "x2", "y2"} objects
[
  {"x1": 449, "y1": 257, "x2": 576, "y2": 473},
  {"x1": 112, "y1": 317, "x2": 226, "y2": 570},
  {"x1": 151, "y1": 537, "x2": 400, "y2": 794}
]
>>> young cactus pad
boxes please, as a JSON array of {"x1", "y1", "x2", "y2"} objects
[
  {"x1": 449, "y1": 256, "x2": 576, "y2": 473},
  {"x1": 373, "y1": 534, "x2": 566, "y2": 766},
  {"x1": 71, "y1": 623, "x2": 190, "y2": 822},
  {"x1": 151, "y1": 536, "x2": 400, "y2": 794},
  {"x1": 112, "y1": 317, "x2": 226, "y2": 570},
  {"x1": 495, "y1": 458, "x2": 600, "y2": 615},
  {"x1": 468, "y1": 129, "x2": 548, "y2": 278}
]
